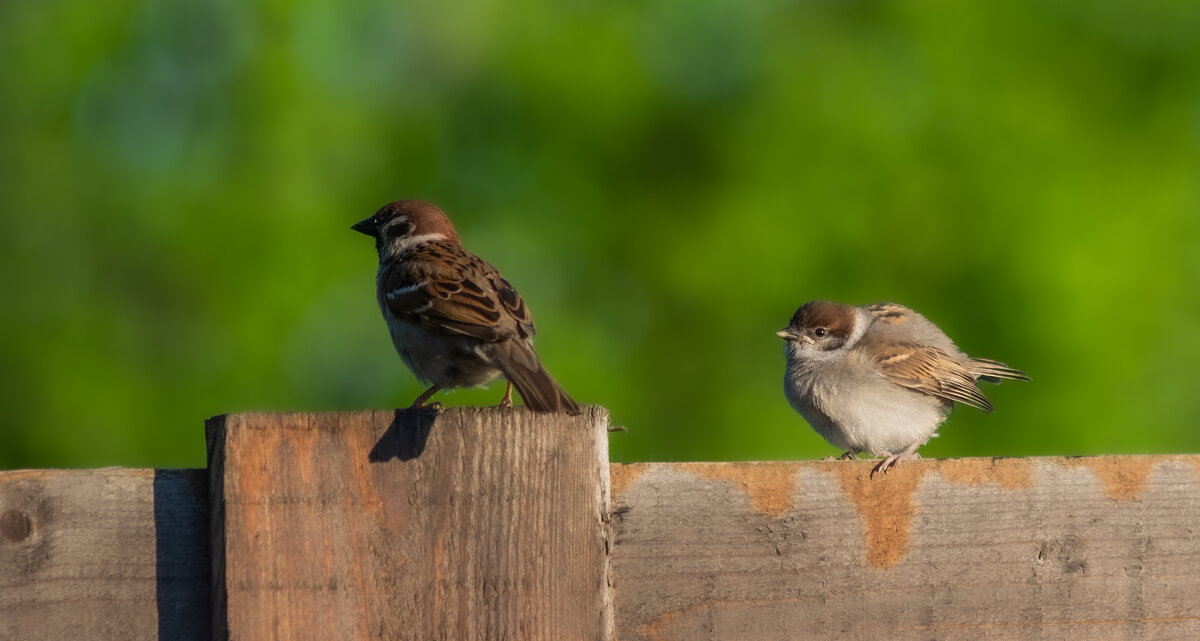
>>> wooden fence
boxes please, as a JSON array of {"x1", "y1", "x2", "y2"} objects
[{"x1": 3, "y1": 409, "x2": 1199, "y2": 640}]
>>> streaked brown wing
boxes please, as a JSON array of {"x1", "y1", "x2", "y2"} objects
[
  {"x1": 486, "y1": 271, "x2": 536, "y2": 338},
  {"x1": 968, "y1": 358, "x2": 1031, "y2": 383},
  {"x1": 380, "y1": 242, "x2": 530, "y2": 343},
  {"x1": 867, "y1": 338, "x2": 995, "y2": 412}
]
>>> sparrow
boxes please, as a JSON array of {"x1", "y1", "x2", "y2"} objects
[
  {"x1": 777, "y1": 301, "x2": 1028, "y2": 477},
  {"x1": 352, "y1": 200, "x2": 581, "y2": 414}
]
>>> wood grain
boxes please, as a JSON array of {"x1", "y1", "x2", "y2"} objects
[
  {"x1": 0, "y1": 468, "x2": 209, "y2": 641},
  {"x1": 207, "y1": 407, "x2": 612, "y2": 641},
  {"x1": 611, "y1": 457, "x2": 1200, "y2": 641},
  {"x1": 8, "y1": 421, "x2": 1200, "y2": 641}
]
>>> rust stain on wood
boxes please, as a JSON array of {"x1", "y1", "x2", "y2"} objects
[
  {"x1": 938, "y1": 458, "x2": 1035, "y2": 489},
  {"x1": 832, "y1": 462, "x2": 924, "y2": 569},
  {"x1": 1062, "y1": 456, "x2": 1159, "y2": 500},
  {"x1": 678, "y1": 462, "x2": 800, "y2": 518},
  {"x1": 632, "y1": 605, "x2": 684, "y2": 641},
  {"x1": 610, "y1": 463, "x2": 650, "y2": 501}
]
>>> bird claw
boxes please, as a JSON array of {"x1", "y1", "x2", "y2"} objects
[
  {"x1": 822, "y1": 451, "x2": 859, "y2": 462},
  {"x1": 408, "y1": 385, "x2": 443, "y2": 411},
  {"x1": 870, "y1": 451, "x2": 921, "y2": 479},
  {"x1": 870, "y1": 457, "x2": 897, "y2": 479}
]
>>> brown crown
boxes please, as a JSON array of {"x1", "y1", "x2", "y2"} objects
[
  {"x1": 376, "y1": 200, "x2": 461, "y2": 243},
  {"x1": 789, "y1": 300, "x2": 856, "y2": 338}
]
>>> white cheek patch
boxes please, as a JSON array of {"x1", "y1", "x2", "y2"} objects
[
  {"x1": 393, "y1": 232, "x2": 448, "y2": 254},
  {"x1": 845, "y1": 309, "x2": 869, "y2": 349},
  {"x1": 386, "y1": 281, "x2": 428, "y2": 299}
]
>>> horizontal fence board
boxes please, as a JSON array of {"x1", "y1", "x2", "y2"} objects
[
  {"x1": 0, "y1": 468, "x2": 209, "y2": 641},
  {"x1": 610, "y1": 457, "x2": 1200, "y2": 641},
  {"x1": 207, "y1": 408, "x2": 613, "y2": 641},
  {"x1": 7, "y1": 418, "x2": 1200, "y2": 641}
]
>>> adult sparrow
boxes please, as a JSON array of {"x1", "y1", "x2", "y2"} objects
[
  {"x1": 777, "y1": 301, "x2": 1027, "y2": 476},
  {"x1": 353, "y1": 200, "x2": 581, "y2": 414}
]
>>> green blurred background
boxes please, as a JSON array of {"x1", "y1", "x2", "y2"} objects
[{"x1": 2, "y1": 0, "x2": 1199, "y2": 470}]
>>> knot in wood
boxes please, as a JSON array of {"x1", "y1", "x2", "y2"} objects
[{"x1": 1, "y1": 509, "x2": 32, "y2": 542}]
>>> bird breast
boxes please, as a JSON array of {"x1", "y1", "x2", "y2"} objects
[
  {"x1": 784, "y1": 351, "x2": 949, "y2": 456},
  {"x1": 385, "y1": 316, "x2": 504, "y2": 389}
]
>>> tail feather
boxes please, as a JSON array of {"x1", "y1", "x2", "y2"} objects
[
  {"x1": 494, "y1": 341, "x2": 582, "y2": 415},
  {"x1": 968, "y1": 358, "x2": 1031, "y2": 384}
]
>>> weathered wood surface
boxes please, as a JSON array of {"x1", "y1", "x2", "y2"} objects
[
  {"x1": 610, "y1": 457, "x2": 1200, "y2": 641},
  {"x1": 0, "y1": 468, "x2": 209, "y2": 641},
  {"x1": 207, "y1": 408, "x2": 612, "y2": 641},
  {"x1": 7, "y1": 419, "x2": 1200, "y2": 641}
]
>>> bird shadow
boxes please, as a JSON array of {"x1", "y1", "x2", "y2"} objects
[{"x1": 368, "y1": 409, "x2": 438, "y2": 462}]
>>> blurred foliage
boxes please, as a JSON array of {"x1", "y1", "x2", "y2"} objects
[{"x1": 2, "y1": 0, "x2": 1199, "y2": 469}]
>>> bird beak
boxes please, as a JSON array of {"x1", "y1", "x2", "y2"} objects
[
  {"x1": 351, "y1": 217, "x2": 377, "y2": 236},
  {"x1": 776, "y1": 327, "x2": 800, "y2": 341}
]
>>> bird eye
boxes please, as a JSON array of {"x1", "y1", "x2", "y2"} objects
[{"x1": 814, "y1": 327, "x2": 827, "y2": 338}]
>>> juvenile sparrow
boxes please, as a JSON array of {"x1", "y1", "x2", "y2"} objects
[
  {"x1": 777, "y1": 301, "x2": 1027, "y2": 476},
  {"x1": 353, "y1": 200, "x2": 581, "y2": 414}
]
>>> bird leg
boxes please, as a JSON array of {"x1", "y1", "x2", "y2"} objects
[
  {"x1": 871, "y1": 440, "x2": 924, "y2": 479},
  {"x1": 498, "y1": 381, "x2": 514, "y2": 408},
  {"x1": 408, "y1": 385, "x2": 443, "y2": 410}
]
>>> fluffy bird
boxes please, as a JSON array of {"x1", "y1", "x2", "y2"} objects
[
  {"x1": 353, "y1": 200, "x2": 581, "y2": 414},
  {"x1": 777, "y1": 301, "x2": 1027, "y2": 476}
]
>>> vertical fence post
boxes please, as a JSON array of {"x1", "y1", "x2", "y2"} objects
[{"x1": 207, "y1": 408, "x2": 613, "y2": 641}]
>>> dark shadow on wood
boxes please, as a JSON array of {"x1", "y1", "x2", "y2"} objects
[
  {"x1": 204, "y1": 415, "x2": 229, "y2": 641},
  {"x1": 153, "y1": 469, "x2": 210, "y2": 641},
  {"x1": 369, "y1": 409, "x2": 438, "y2": 462}
]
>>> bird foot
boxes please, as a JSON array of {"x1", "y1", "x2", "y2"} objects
[
  {"x1": 870, "y1": 450, "x2": 922, "y2": 479},
  {"x1": 822, "y1": 451, "x2": 859, "y2": 462},
  {"x1": 497, "y1": 381, "x2": 514, "y2": 408},
  {"x1": 407, "y1": 384, "x2": 443, "y2": 411}
]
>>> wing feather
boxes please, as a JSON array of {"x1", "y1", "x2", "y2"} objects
[
  {"x1": 867, "y1": 338, "x2": 995, "y2": 413},
  {"x1": 968, "y1": 358, "x2": 1030, "y2": 383},
  {"x1": 379, "y1": 242, "x2": 532, "y2": 343}
]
